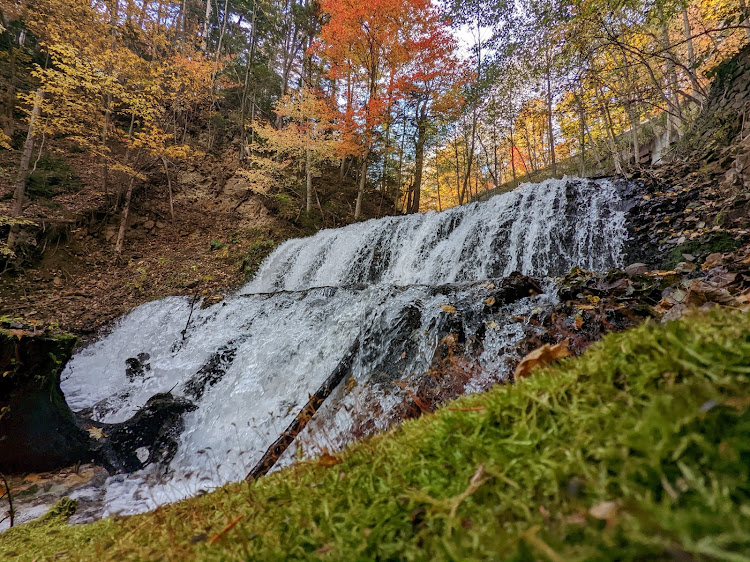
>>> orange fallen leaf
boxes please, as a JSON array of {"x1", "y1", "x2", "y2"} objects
[
  {"x1": 440, "y1": 304, "x2": 456, "y2": 315},
  {"x1": 514, "y1": 340, "x2": 571, "y2": 379},
  {"x1": 318, "y1": 452, "x2": 342, "y2": 467}
]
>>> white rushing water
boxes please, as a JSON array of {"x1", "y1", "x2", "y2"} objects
[{"x1": 58, "y1": 177, "x2": 629, "y2": 519}]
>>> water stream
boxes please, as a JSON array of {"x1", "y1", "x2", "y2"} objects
[{"x1": 56, "y1": 177, "x2": 629, "y2": 521}]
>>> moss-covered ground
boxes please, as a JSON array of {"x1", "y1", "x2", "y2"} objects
[{"x1": 2, "y1": 308, "x2": 749, "y2": 561}]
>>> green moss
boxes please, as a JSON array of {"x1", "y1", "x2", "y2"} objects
[
  {"x1": 1, "y1": 308, "x2": 749, "y2": 560},
  {"x1": 662, "y1": 231, "x2": 742, "y2": 269},
  {"x1": 240, "y1": 237, "x2": 277, "y2": 280}
]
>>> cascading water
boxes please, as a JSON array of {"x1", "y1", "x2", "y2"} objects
[{"x1": 57, "y1": 177, "x2": 629, "y2": 521}]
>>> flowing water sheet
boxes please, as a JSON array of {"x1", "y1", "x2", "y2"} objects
[{"x1": 58, "y1": 177, "x2": 630, "y2": 519}]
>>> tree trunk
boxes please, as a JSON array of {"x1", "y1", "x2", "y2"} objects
[
  {"x1": 545, "y1": 65, "x2": 557, "y2": 177},
  {"x1": 305, "y1": 149, "x2": 313, "y2": 214},
  {"x1": 574, "y1": 92, "x2": 586, "y2": 177},
  {"x1": 461, "y1": 109, "x2": 477, "y2": 205},
  {"x1": 410, "y1": 117, "x2": 426, "y2": 214},
  {"x1": 211, "y1": 0, "x2": 230, "y2": 93},
  {"x1": 354, "y1": 150, "x2": 369, "y2": 220},
  {"x1": 435, "y1": 164, "x2": 442, "y2": 212},
  {"x1": 201, "y1": 0, "x2": 212, "y2": 52},
  {"x1": 739, "y1": 0, "x2": 750, "y2": 41},
  {"x1": 509, "y1": 125, "x2": 517, "y2": 184},
  {"x1": 162, "y1": 157, "x2": 175, "y2": 223},
  {"x1": 7, "y1": 89, "x2": 43, "y2": 250},
  {"x1": 102, "y1": 92, "x2": 111, "y2": 203},
  {"x1": 681, "y1": 8, "x2": 703, "y2": 102},
  {"x1": 115, "y1": 176, "x2": 136, "y2": 254},
  {"x1": 627, "y1": 106, "x2": 640, "y2": 166},
  {"x1": 239, "y1": 2, "x2": 258, "y2": 160}
]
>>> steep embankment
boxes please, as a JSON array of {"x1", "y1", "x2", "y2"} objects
[{"x1": 1, "y1": 308, "x2": 748, "y2": 560}]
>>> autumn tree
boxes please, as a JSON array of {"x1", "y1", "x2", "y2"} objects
[
  {"x1": 399, "y1": 6, "x2": 469, "y2": 213},
  {"x1": 317, "y1": 0, "x2": 426, "y2": 219},
  {"x1": 251, "y1": 88, "x2": 338, "y2": 212}
]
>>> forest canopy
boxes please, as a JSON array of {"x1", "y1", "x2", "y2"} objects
[{"x1": 1, "y1": 0, "x2": 748, "y2": 255}]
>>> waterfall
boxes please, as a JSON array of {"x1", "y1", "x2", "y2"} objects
[
  {"x1": 249, "y1": 177, "x2": 627, "y2": 291},
  {"x1": 59, "y1": 177, "x2": 629, "y2": 519}
]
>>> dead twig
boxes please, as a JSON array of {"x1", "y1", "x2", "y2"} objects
[
  {"x1": 0, "y1": 473, "x2": 15, "y2": 528},
  {"x1": 209, "y1": 514, "x2": 244, "y2": 544}
]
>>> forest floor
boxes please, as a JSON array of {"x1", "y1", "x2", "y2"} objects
[
  {"x1": 1, "y1": 307, "x2": 748, "y2": 560},
  {"x1": 0, "y1": 147, "x2": 394, "y2": 341}
]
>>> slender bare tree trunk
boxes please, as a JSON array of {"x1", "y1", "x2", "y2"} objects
[
  {"x1": 354, "y1": 149, "x2": 369, "y2": 219},
  {"x1": 435, "y1": 164, "x2": 442, "y2": 212},
  {"x1": 162, "y1": 157, "x2": 175, "y2": 223},
  {"x1": 211, "y1": 0, "x2": 230, "y2": 90},
  {"x1": 239, "y1": 1, "x2": 258, "y2": 160},
  {"x1": 509, "y1": 124, "x2": 517, "y2": 184},
  {"x1": 681, "y1": 9, "x2": 703, "y2": 102},
  {"x1": 410, "y1": 117, "x2": 426, "y2": 214},
  {"x1": 740, "y1": 0, "x2": 750, "y2": 41},
  {"x1": 545, "y1": 63, "x2": 557, "y2": 177},
  {"x1": 305, "y1": 149, "x2": 313, "y2": 214},
  {"x1": 201, "y1": 0, "x2": 212, "y2": 51},
  {"x1": 7, "y1": 89, "x2": 43, "y2": 250},
  {"x1": 115, "y1": 176, "x2": 136, "y2": 254}
]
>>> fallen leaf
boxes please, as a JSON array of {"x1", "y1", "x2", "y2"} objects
[
  {"x1": 440, "y1": 304, "x2": 456, "y2": 315},
  {"x1": 483, "y1": 296, "x2": 496, "y2": 307},
  {"x1": 514, "y1": 340, "x2": 571, "y2": 379},
  {"x1": 574, "y1": 315, "x2": 584, "y2": 329},
  {"x1": 316, "y1": 545, "x2": 334, "y2": 554},
  {"x1": 209, "y1": 515, "x2": 244, "y2": 544},
  {"x1": 318, "y1": 452, "x2": 342, "y2": 468},
  {"x1": 686, "y1": 280, "x2": 737, "y2": 306},
  {"x1": 702, "y1": 252, "x2": 724, "y2": 269},
  {"x1": 87, "y1": 426, "x2": 107, "y2": 440},
  {"x1": 446, "y1": 406, "x2": 485, "y2": 412}
]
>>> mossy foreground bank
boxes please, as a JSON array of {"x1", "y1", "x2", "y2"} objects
[{"x1": 2, "y1": 309, "x2": 749, "y2": 561}]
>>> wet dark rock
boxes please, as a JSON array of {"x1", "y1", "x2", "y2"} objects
[
  {"x1": 183, "y1": 341, "x2": 242, "y2": 400},
  {"x1": 625, "y1": 263, "x2": 648, "y2": 276},
  {"x1": 0, "y1": 329, "x2": 89, "y2": 473},
  {"x1": 125, "y1": 353, "x2": 151, "y2": 382},
  {"x1": 87, "y1": 393, "x2": 197, "y2": 473}
]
